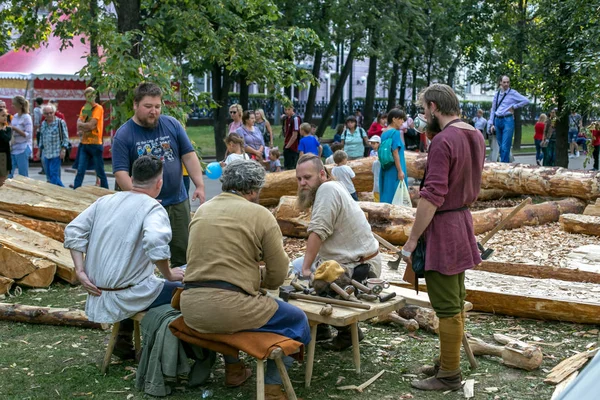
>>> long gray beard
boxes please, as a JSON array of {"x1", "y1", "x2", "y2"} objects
[{"x1": 296, "y1": 186, "x2": 318, "y2": 211}]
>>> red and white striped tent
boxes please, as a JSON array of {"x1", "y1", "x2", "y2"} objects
[{"x1": 0, "y1": 33, "x2": 111, "y2": 159}]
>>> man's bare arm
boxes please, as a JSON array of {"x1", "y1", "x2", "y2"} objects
[{"x1": 114, "y1": 171, "x2": 133, "y2": 191}]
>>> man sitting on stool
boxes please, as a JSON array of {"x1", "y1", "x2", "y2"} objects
[
  {"x1": 64, "y1": 155, "x2": 184, "y2": 359},
  {"x1": 295, "y1": 154, "x2": 381, "y2": 350}
]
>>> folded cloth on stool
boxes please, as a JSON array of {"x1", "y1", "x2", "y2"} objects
[{"x1": 169, "y1": 316, "x2": 304, "y2": 361}]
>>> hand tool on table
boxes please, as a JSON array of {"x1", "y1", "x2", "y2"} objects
[
  {"x1": 372, "y1": 232, "x2": 404, "y2": 270},
  {"x1": 477, "y1": 197, "x2": 532, "y2": 260},
  {"x1": 275, "y1": 286, "x2": 371, "y2": 310},
  {"x1": 290, "y1": 277, "x2": 314, "y2": 295},
  {"x1": 357, "y1": 291, "x2": 397, "y2": 303}
]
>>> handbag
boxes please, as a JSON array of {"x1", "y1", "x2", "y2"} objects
[{"x1": 540, "y1": 138, "x2": 549, "y2": 148}]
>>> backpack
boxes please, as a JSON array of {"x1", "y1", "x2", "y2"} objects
[
  {"x1": 342, "y1": 127, "x2": 367, "y2": 142},
  {"x1": 378, "y1": 134, "x2": 395, "y2": 170}
]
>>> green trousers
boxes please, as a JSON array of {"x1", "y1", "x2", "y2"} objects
[
  {"x1": 165, "y1": 199, "x2": 191, "y2": 268},
  {"x1": 424, "y1": 270, "x2": 466, "y2": 318}
]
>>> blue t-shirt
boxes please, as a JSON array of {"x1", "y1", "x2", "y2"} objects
[
  {"x1": 298, "y1": 135, "x2": 320, "y2": 156},
  {"x1": 112, "y1": 115, "x2": 194, "y2": 206}
]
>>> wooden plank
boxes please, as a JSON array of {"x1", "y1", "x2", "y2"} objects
[
  {"x1": 0, "y1": 245, "x2": 37, "y2": 279},
  {"x1": 0, "y1": 218, "x2": 76, "y2": 284},
  {"x1": 17, "y1": 259, "x2": 57, "y2": 288},
  {"x1": 474, "y1": 261, "x2": 600, "y2": 284},
  {"x1": 0, "y1": 276, "x2": 14, "y2": 295},
  {"x1": 390, "y1": 282, "x2": 600, "y2": 325},
  {"x1": 544, "y1": 349, "x2": 598, "y2": 385},
  {"x1": 560, "y1": 214, "x2": 600, "y2": 237},
  {"x1": 289, "y1": 295, "x2": 405, "y2": 326},
  {"x1": 0, "y1": 211, "x2": 65, "y2": 242}
]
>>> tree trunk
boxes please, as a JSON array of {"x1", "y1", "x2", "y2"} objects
[
  {"x1": 114, "y1": 0, "x2": 142, "y2": 104},
  {"x1": 0, "y1": 176, "x2": 96, "y2": 223},
  {"x1": 274, "y1": 196, "x2": 585, "y2": 244},
  {"x1": 396, "y1": 305, "x2": 439, "y2": 334},
  {"x1": 0, "y1": 245, "x2": 37, "y2": 279},
  {"x1": 17, "y1": 259, "x2": 57, "y2": 288},
  {"x1": 316, "y1": 43, "x2": 357, "y2": 137},
  {"x1": 364, "y1": 45, "x2": 378, "y2": 124},
  {"x1": 560, "y1": 214, "x2": 600, "y2": 236},
  {"x1": 260, "y1": 153, "x2": 600, "y2": 206},
  {"x1": 0, "y1": 303, "x2": 102, "y2": 329},
  {"x1": 0, "y1": 218, "x2": 76, "y2": 284},
  {"x1": 239, "y1": 72, "x2": 249, "y2": 112},
  {"x1": 0, "y1": 211, "x2": 65, "y2": 242},
  {"x1": 556, "y1": 64, "x2": 570, "y2": 168},
  {"x1": 387, "y1": 61, "x2": 399, "y2": 112},
  {"x1": 468, "y1": 337, "x2": 542, "y2": 371},
  {"x1": 512, "y1": 0, "x2": 528, "y2": 151},
  {"x1": 446, "y1": 53, "x2": 461, "y2": 87},
  {"x1": 0, "y1": 277, "x2": 13, "y2": 295},
  {"x1": 399, "y1": 56, "x2": 410, "y2": 106},
  {"x1": 411, "y1": 60, "x2": 418, "y2": 102},
  {"x1": 304, "y1": 50, "x2": 323, "y2": 124},
  {"x1": 212, "y1": 64, "x2": 232, "y2": 160}
]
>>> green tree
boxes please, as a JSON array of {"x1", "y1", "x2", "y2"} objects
[{"x1": 2, "y1": 0, "x2": 318, "y2": 159}]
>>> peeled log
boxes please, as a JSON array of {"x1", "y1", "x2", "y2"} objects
[
  {"x1": 468, "y1": 337, "x2": 543, "y2": 371},
  {"x1": 0, "y1": 245, "x2": 37, "y2": 279},
  {"x1": 75, "y1": 186, "x2": 115, "y2": 197},
  {"x1": 0, "y1": 277, "x2": 14, "y2": 295},
  {"x1": 560, "y1": 214, "x2": 600, "y2": 237},
  {"x1": 0, "y1": 218, "x2": 76, "y2": 284},
  {"x1": 0, "y1": 211, "x2": 65, "y2": 242},
  {"x1": 260, "y1": 153, "x2": 599, "y2": 206},
  {"x1": 275, "y1": 196, "x2": 586, "y2": 245},
  {"x1": 17, "y1": 259, "x2": 57, "y2": 288},
  {"x1": 0, "y1": 303, "x2": 102, "y2": 329},
  {"x1": 583, "y1": 199, "x2": 600, "y2": 216},
  {"x1": 0, "y1": 177, "x2": 94, "y2": 223}
]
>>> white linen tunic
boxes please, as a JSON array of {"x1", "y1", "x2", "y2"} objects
[{"x1": 64, "y1": 192, "x2": 171, "y2": 323}]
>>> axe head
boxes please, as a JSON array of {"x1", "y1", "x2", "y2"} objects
[{"x1": 481, "y1": 248, "x2": 494, "y2": 260}]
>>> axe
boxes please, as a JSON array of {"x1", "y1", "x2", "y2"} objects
[{"x1": 477, "y1": 197, "x2": 532, "y2": 259}]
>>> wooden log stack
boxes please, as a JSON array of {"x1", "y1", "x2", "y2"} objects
[
  {"x1": 0, "y1": 176, "x2": 102, "y2": 292},
  {"x1": 274, "y1": 196, "x2": 586, "y2": 245}
]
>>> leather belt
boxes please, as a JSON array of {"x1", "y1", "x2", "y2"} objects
[
  {"x1": 184, "y1": 280, "x2": 249, "y2": 295},
  {"x1": 358, "y1": 251, "x2": 379, "y2": 263},
  {"x1": 96, "y1": 284, "x2": 134, "y2": 292},
  {"x1": 495, "y1": 114, "x2": 513, "y2": 119}
]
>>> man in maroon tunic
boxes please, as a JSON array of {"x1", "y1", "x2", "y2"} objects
[{"x1": 401, "y1": 84, "x2": 485, "y2": 391}]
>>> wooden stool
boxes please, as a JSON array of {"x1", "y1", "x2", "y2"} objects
[
  {"x1": 101, "y1": 312, "x2": 146, "y2": 374},
  {"x1": 169, "y1": 317, "x2": 302, "y2": 400}
]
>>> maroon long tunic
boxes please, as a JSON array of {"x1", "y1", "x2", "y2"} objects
[{"x1": 419, "y1": 125, "x2": 486, "y2": 275}]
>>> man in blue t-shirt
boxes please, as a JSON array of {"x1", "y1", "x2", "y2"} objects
[
  {"x1": 298, "y1": 122, "x2": 322, "y2": 157},
  {"x1": 112, "y1": 82, "x2": 205, "y2": 268}
]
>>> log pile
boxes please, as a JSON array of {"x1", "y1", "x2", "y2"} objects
[
  {"x1": 259, "y1": 153, "x2": 600, "y2": 206},
  {"x1": 0, "y1": 176, "x2": 101, "y2": 289},
  {"x1": 275, "y1": 196, "x2": 586, "y2": 245}
]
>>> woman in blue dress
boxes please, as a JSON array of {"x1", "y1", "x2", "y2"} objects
[{"x1": 379, "y1": 108, "x2": 408, "y2": 203}]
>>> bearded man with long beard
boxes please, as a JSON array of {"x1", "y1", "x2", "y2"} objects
[
  {"x1": 401, "y1": 84, "x2": 485, "y2": 392},
  {"x1": 112, "y1": 82, "x2": 206, "y2": 270},
  {"x1": 295, "y1": 154, "x2": 381, "y2": 350}
]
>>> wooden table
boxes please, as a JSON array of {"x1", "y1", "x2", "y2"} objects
[{"x1": 289, "y1": 293, "x2": 406, "y2": 388}]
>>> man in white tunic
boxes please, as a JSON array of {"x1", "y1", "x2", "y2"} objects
[
  {"x1": 64, "y1": 155, "x2": 184, "y2": 358},
  {"x1": 295, "y1": 153, "x2": 381, "y2": 350}
]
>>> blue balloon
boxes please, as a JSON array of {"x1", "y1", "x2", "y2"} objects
[{"x1": 205, "y1": 162, "x2": 222, "y2": 180}]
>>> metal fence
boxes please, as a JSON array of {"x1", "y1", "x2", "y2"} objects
[{"x1": 188, "y1": 98, "x2": 593, "y2": 124}]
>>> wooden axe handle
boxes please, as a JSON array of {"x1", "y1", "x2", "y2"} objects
[
  {"x1": 373, "y1": 232, "x2": 401, "y2": 253},
  {"x1": 480, "y1": 197, "x2": 532, "y2": 246}
]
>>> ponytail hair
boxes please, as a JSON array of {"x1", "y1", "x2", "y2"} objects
[{"x1": 12, "y1": 95, "x2": 29, "y2": 115}]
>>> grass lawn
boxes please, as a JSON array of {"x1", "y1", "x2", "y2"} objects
[
  {"x1": 187, "y1": 125, "x2": 536, "y2": 158},
  {"x1": 0, "y1": 283, "x2": 597, "y2": 399}
]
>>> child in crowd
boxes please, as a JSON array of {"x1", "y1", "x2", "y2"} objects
[
  {"x1": 310, "y1": 124, "x2": 317, "y2": 135},
  {"x1": 331, "y1": 150, "x2": 358, "y2": 201},
  {"x1": 0, "y1": 109, "x2": 12, "y2": 186},
  {"x1": 298, "y1": 122, "x2": 322, "y2": 157},
  {"x1": 325, "y1": 142, "x2": 344, "y2": 165},
  {"x1": 369, "y1": 136, "x2": 381, "y2": 202},
  {"x1": 333, "y1": 124, "x2": 344, "y2": 143},
  {"x1": 269, "y1": 148, "x2": 282, "y2": 172},
  {"x1": 220, "y1": 134, "x2": 248, "y2": 167}
]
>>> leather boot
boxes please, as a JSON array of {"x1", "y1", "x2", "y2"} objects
[
  {"x1": 418, "y1": 357, "x2": 440, "y2": 377},
  {"x1": 411, "y1": 368, "x2": 462, "y2": 391},
  {"x1": 264, "y1": 384, "x2": 288, "y2": 400},
  {"x1": 224, "y1": 361, "x2": 252, "y2": 387}
]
